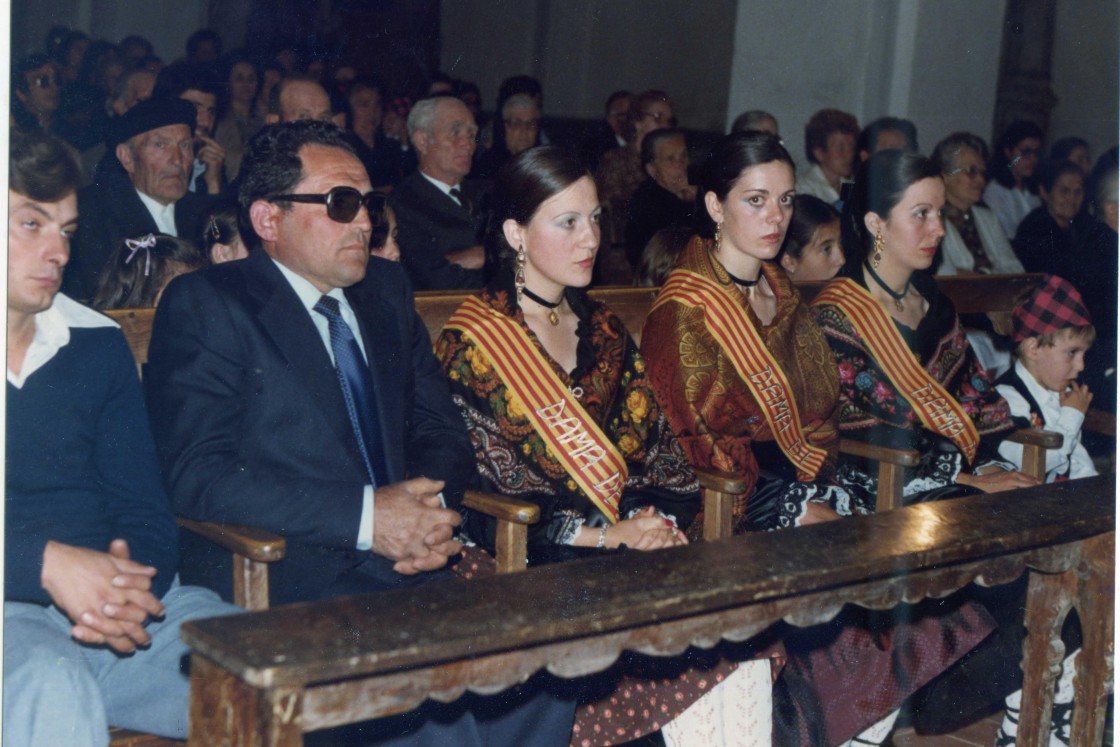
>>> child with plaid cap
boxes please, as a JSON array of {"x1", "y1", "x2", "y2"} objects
[{"x1": 995, "y1": 274, "x2": 1098, "y2": 481}]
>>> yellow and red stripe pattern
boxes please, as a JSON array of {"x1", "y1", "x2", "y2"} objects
[
  {"x1": 650, "y1": 270, "x2": 828, "y2": 479},
  {"x1": 446, "y1": 296, "x2": 627, "y2": 522},
  {"x1": 813, "y1": 278, "x2": 979, "y2": 461}
]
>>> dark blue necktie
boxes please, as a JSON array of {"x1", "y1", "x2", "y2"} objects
[{"x1": 313, "y1": 295, "x2": 388, "y2": 487}]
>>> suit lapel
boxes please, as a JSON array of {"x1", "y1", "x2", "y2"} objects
[
  {"x1": 245, "y1": 252, "x2": 371, "y2": 480},
  {"x1": 409, "y1": 173, "x2": 473, "y2": 224}
]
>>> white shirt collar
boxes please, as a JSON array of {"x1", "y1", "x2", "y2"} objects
[
  {"x1": 419, "y1": 170, "x2": 459, "y2": 198},
  {"x1": 1014, "y1": 359, "x2": 1060, "y2": 405},
  {"x1": 7, "y1": 294, "x2": 118, "y2": 388},
  {"x1": 270, "y1": 257, "x2": 350, "y2": 315},
  {"x1": 135, "y1": 189, "x2": 178, "y2": 236}
]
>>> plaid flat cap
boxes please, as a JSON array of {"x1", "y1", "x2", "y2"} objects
[{"x1": 1011, "y1": 274, "x2": 1093, "y2": 341}]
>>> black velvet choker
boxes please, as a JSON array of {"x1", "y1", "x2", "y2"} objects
[
  {"x1": 725, "y1": 269, "x2": 761, "y2": 288},
  {"x1": 864, "y1": 261, "x2": 911, "y2": 311},
  {"x1": 521, "y1": 287, "x2": 562, "y2": 325}
]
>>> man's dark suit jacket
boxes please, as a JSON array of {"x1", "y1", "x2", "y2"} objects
[
  {"x1": 624, "y1": 178, "x2": 695, "y2": 268},
  {"x1": 389, "y1": 171, "x2": 485, "y2": 291},
  {"x1": 65, "y1": 161, "x2": 213, "y2": 302},
  {"x1": 144, "y1": 250, "x2": 475, "y2": 605}
]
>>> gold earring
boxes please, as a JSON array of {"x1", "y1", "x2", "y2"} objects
[
  {"x1": 515, "y1": 244, "x2": 526, "y2": 299},
  {"x1": 871, "y1": 231, "x2": 884, "y2": 269},
  {"x1": 713, "y1": 222, "x2": 723, "y2": 253}
]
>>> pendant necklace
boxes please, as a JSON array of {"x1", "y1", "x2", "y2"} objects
[
  {"x1": 864, "y1": 261, "x2": 910, "y2": 311},
  {"x1": 521, "y1": 287, "x2": 562, "y2": 326}
]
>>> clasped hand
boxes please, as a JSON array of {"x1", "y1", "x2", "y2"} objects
[
  {"x1": 602, "y1": 506, "x2": 689, "y2": 551},
  {"x1": 41, "y1": 539, "x2": 164, "y2": 654},
  {"x1": 372, "y1": 477, "x2": 462, "y2": 575}
]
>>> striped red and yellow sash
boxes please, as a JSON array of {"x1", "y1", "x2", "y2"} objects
[
  {"x1": 813, "y1": 277, "x2": 979, "y2": 461},
  {"x1": 650, "y1": 270, "x2": 828, "y2": 479},
  {"x1": 445, "y1": 296, "x2": 626, "y2": 522}
]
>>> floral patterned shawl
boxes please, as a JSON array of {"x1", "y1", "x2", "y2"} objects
[{"x1": 435, "y1": 275, "x2": 699, "y2": 553}]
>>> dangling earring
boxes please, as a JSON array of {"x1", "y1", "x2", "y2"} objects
[
  {"x1": 515, "y1": 244, "x2": 526, "y2": 299},
  {"x1": 871, "y1": 231, "x2": 884, "y2": 269},
  {"x1": 713, "y1": 222, "x2": 723, "y2": 253}
]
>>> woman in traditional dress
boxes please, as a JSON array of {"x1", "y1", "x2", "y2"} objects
[
  {"x1": 641, "y1": 133, "x2": 995, "y2": 747},
  {"x1": 436, "y1": 145, "x2": 773, "y2": 747},
  {"x1": 811, "y1": 149, "x2": 1039, "y2": 498},
  {"x1": 809, "y1": 150, "x2": 1084, "y2": 746}
]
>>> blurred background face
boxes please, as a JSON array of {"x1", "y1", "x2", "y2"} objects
[
  {"x1": 815, "y1": 131, "x2": 855, "y2": 179},
  {"x1": 646, "y1": 134, "x2": 689, "y2": 193},
  {"x1": 20, "y1": 63, "x2": 61, "y2": 115},
  {"x1": 503, "y1": 104, "x2": 539, "y2": 155},
  {"x1": 943, "y1": 146, "x2": 987, "y2": 210},
  {"x1": 1066, "y1": 145, "x2": 1091, "y2": 174},
  {"x1": 1007, "y1": 137, "x2": 1042, "y2": 183},
  {"x1": 349, "y1": 85, "x2": 384, "y2": 134},
  {"x1": 606, "y1": 95, "x2": 633, "y2": 137},
  {"x1": 229, "y1": 62, "x2": 258, "y2": 105},
  {"x1": 1042, "y1": 172, "x2": 1084, "y2": 224},
  {"x1": 634, "y1": 100, "x2": 674, "y2": 147}
]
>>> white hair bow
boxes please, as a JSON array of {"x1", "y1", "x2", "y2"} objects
[{"x1": 124, "y1": 233, "x2": 157, "y2": 276}]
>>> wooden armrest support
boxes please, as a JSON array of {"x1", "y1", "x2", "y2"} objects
[
  {"x1": 1007, "y1": 428, "x2": 1064, "y2": 449},
  {"x1": 694, "y1": 468, "x2": 747, "y2": 496},
  {"x1": 1084, "y1": 409, "x2": 1116, "y2": 437},
  {"x1": 839, "y1": 439, "x2": 920, "y2": 467},
  {"x1": 462, "y1": 491, "x2": 540, "y2": 524},
  {"x1": 177, "y1": 517, "x2": 286, "y2": 562}
]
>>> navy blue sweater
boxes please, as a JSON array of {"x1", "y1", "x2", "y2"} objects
[{"x1": 6, "y1": 326, "x2": 178, "y2": 604}]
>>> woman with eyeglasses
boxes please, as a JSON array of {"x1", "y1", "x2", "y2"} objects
[
  {"x1": 930, "y1": 132, "x2": 1024, "y2": 276},
  {"x1": 983, "y1": 120, "x2": 1044, "y2": 239},
  {"x1": 473, "y1": 94, "x2": 541, "y2": 180}
]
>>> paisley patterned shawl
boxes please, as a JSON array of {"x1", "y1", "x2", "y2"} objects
[
  {"x1": 811, "y1": 270, "x2": 1014, "y2": 462},
  {"x1": 434, "y1": 279, "x2": 699, "y2": 551},
  {"x1": 640, "y1": 237, "x2": 842, "y2": 507}
]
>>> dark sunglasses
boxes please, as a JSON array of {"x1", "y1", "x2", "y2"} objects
[{"x1": 269, "y1": 187, "x2": 386, "y2": 225}]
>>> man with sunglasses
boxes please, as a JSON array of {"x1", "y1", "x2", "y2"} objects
[
  {"x1": 12, "y1": 54, "x2": 63, "y2": 135},
  {"x1": 146, "y1": 120, "x2": 575, "y2": 746}
]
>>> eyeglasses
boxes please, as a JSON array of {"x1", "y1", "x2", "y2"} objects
[
  {"x1": 269, "y1": 186, "x2": 386, "y2": 225},
  {"x1": 947, "y1": 165, "x2": 985, "y2": 178},
  {"x1": 33, "y1": 74, "x2": 60, "y2": 90},
  {"x1": 641, "y1": 111, "x2": 677, "y2": 127},
  {"x1": 504, "y1": 118, "x2": 540, "y2": 131}
]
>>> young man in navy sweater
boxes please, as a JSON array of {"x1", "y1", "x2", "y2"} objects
[{"x1": 4, "y1": 129, "x2": 237, "y2": 746}]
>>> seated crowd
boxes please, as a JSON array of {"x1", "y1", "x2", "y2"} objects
[{"x1": 6, "y1": 23, "x2": 1118, "y2": 747}]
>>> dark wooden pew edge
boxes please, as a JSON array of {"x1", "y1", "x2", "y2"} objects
[{"x1": 181, "y1": 477, "x2": 1114, "y2": 746}]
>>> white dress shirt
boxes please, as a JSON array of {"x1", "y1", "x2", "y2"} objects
[
  {"x1": 136, "y1": 189, "x2": 178, "y2": 236},
  {"x1": 997, "y1": 360, "x2": 1097, "y2": 482},
  {"x1": 272, "y1": 259, "x2": 376, "y2": 550}
]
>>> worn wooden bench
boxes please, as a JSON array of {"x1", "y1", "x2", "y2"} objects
[{"x1": 182, "y1": 476, "x2": 1115, "y2": 747}]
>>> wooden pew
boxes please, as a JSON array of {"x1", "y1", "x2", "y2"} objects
[
  {"x1": 106, "y1": 273, "x2": 1099, "y2": 610},
  {"x1": 182, "y1": 476, "x2": 1115, "y2": 747}
]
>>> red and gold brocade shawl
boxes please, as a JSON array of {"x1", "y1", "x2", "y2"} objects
[{"x1": 641, "y1": 238, "x2": 841, "y2": 509}]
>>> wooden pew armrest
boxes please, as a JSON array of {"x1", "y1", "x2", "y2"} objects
[
  {"x1": 177, "y1": 517, "x2": 286, "y2": 562},
  {"x1": 1084, "y1": 409, "x2": 1116, "y2": 437},
  {"x1": 461, "y1": 490, "x2": 540, "y2": 574},
  {"x1": 461, "y1": 490, "x2": 540, "y2": 524},
  {"x1": 694, "y1": 467, "x2": 747, "y2": 496},
  {"x1": 839, "y1": 439, "x2": 920, "y2": 467},
  {"x1": 1006, "y1": 428, "x2": 1064, "y2": 449}
]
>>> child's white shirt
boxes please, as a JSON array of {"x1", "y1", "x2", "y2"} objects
[{"x1": 996, "y1": 360, "x2": 1097, "y2": 481}]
